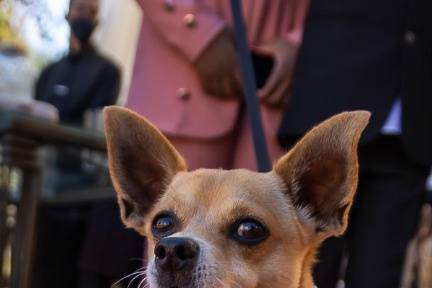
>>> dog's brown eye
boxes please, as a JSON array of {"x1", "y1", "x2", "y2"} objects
[
  {"x1": 231, "y1": 218, "x2": 268, "y2": 245},
  {"x1": 155, "y1": 217, "x2": 173, "y2": 230},
  {"x1": 152, "y1": 213, "x2": 177, "y2": 237},
  {"x1": 237, "y1": 221, "x2": 264, "y2": 238}
]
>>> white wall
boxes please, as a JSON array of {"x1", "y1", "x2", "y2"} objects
[{"x1": 93, "y1": 0, "x2": 142, "y2": 105}]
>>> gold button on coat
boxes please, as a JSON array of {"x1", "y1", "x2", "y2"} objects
[
  {"x1": 184, "y1": 14, "x2": 197, "y2": 27},
  {"x1": 164, "y1": 0, "x2": 174, "y2": 11},
  {"x1": 177, "y1": 88, "x2": 190, "y2": 100},
  {"x1": 404, "y1": 31, "x2": 416, "y2": 45}
]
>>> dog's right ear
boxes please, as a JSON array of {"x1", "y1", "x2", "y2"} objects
[
  {"x1": 274, "y1": 111, "x2": 370, "y2": 238},
  {"x1": 104, "y1": 107, "x2": 187, "y2": 232}
]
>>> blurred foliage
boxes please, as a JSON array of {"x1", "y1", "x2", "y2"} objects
[
  {"x1": 0, "y1": 6, "x2": 14, "y2": 43},
  {"x1": 0, "y1": 0, "x2": 69, "y2": 99},
  {"x1": 0, "y1": 0, "x2": 26, "y2": 53},
  {"x1": 16, "y1": 0, "x2": 61, "y2": 44},
  {"x1": 0, "y1": 0, "x2": 69, "y2": 66}
]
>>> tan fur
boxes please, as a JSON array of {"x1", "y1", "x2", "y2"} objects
[
  {"x1": 104, "y1": 106, "x2": 370, "y2": 288},
  {"x1": 401, "y1": 204, "x2": 432, "y2": 288}
]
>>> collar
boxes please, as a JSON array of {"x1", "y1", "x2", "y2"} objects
[{"x1": 68, "y1": 44, "x2": 96, "y2": 61}]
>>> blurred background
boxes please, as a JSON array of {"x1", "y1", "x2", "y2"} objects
[
  {"x1": 0, "y1": 0, "x2": 145, "y2": 287},
  {"x1": 0, "y1": 0, "x2": 141, "y2": 103}
]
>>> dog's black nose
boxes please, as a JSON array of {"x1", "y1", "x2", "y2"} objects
[{"x1": 154, "y1": 237, "x2": 199, "y2": 272}]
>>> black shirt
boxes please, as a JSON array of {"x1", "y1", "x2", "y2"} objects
[
  {"x1": 279, "y1": 0, "x2": 432, "y2": 165},
  {"x1": 35, "y1": 45, "x2": 120, "y2": 126}
]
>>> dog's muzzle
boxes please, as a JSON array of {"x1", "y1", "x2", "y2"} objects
[{"x1": 154, "y1": 237, "x2": 200, "y2": 286}]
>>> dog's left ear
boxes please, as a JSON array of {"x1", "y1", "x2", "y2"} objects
[
  {"x1": 104, "y1": 107, "x2": 187, "y2": 232},
  {"x1": 274, "y1": 111, "x2": 370, "y2": 237}
]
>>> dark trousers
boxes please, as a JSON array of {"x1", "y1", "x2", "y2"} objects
[
  {"x1": 313, "y1": 136, "x2": 429, "y2": 288},
  {"x1": 33, "y1": 201, "x2": 143, "y2": 288}
]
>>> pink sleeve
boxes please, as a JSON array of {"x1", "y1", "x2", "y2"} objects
[
  {"x1": 136, "y1": 0, "x2": 226, "y2": 62},
  {"x1": 282, "y1": 0, "x2": 311, "y2": 44}
]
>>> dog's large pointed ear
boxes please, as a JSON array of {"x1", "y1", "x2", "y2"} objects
[
  {"x1": 274, "y1": 111, "x2": 370, "y2": 237},
  {"x1": 104, "y1": 107, "x2": 187, "y2": 232}
]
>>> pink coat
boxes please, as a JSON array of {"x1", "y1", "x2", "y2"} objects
[{"x1": 127, "y1": 0, "x2": 309, "y2": 140}]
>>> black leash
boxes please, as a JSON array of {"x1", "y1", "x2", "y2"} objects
[{"x1": 230, "y1": 0, "x2": 271, "y2": 172}]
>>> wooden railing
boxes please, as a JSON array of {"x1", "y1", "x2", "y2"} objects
[{"x1": 0, "y1": 109, "x2": 113, "y2": 288}]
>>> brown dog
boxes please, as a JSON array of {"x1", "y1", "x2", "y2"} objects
[{"x1": 104, "y1": 107, "x2": 370, "y2": 288}]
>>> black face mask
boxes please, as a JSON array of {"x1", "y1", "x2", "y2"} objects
[{"x1": 70, "y1": 18, "x2": 96, "y2": 43}]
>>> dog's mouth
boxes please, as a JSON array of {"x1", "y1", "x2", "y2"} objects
[{"x1": 156, "y1": 274, "x2": 193, "y2": 288}]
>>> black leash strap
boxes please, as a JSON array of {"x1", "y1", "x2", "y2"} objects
[{"x1": 230, "y1": 0, "x2": 271, "y2": 172}]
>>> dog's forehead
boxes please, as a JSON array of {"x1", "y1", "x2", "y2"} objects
[
  {"x1": 155, "y1": 168, "x2": 294, "y2": 221},
  {"x1": 169, "y1": 168, "x2": 281, "y2": 201}
]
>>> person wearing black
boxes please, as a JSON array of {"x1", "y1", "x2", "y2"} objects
[
  {"x1": 33, "y1": 1, "x2": 143, "y2": 287},
  {"x1": 35, "y1": 1, "x2": 119, "y2": 126},
  {"x1": 278, "y1": 0, "x2": 432, "y2": 287},
  {"x1": 35, "y1": 0, "x2": 120, "y2": 184}
]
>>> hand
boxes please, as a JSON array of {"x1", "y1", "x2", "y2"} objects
[
  {"x1": 17, "y1": 102, "x2": 33, "y2": 113},
  {"x1": 194, "y1": 29, "x2": 242, "y2": 100},
  {"x1": 254, "y1": 38, "x2": 300, "y2": 107}
]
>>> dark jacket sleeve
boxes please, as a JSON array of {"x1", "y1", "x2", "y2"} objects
[
  {"x1": 88, "y1": 62, "x2": 121, "y2": 108},
  {"x1": 34, "y1": 65, "x2": 54, "y2": 101}
]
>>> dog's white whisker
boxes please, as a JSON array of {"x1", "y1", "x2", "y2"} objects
[
  {"x1": 136, "y1": 276, "x2": 145, "y2": 288},
  {"x1": 112, "y1": 267, "x2": 147, "y2": 287},
  {"x1": 127, "y1": 271, "x2": 146, "y2": 288},
  {"x1": 215, "y1": 277, "x2": 223, "y2": 286},
  {"x1": 137, "y1": 275, "x2": 149, "y2": 288}
]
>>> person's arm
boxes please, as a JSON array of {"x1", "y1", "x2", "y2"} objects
[
  {"x1": 89, "y1": 63, "x2": 121, "y2": 108},
  {"x1": 136, "y1": 0, "x2": 226, "y2": 62},
  {"x1": 34, "y1": 66, "x2": 51, "y2": 101}
]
